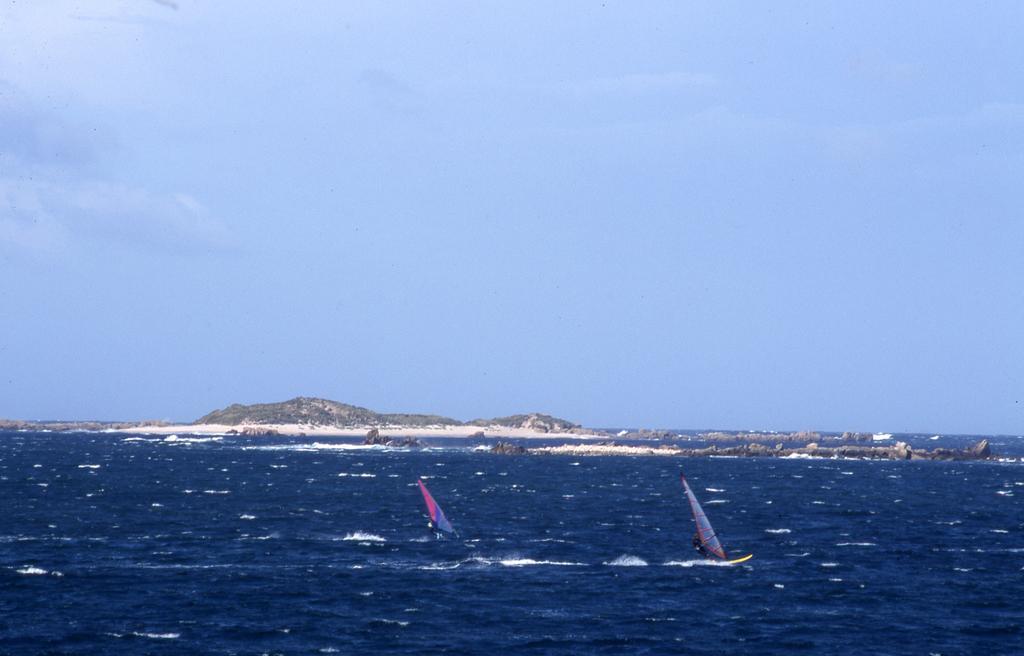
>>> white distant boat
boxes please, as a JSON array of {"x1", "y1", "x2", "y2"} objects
[{"x1": 872, "y1": 433, "x2": 893, "y2": 441}]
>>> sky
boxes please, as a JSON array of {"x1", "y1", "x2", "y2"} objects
[{"x1": 1, "y1": 1, "x2": 1022, "y2": 434}]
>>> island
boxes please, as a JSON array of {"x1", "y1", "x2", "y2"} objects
[{"x1": 0, "y1": 396, "x2": 1003, "y2": 462}]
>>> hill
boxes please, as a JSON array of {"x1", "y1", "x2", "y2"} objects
[
  {"x1": 194, "y1": 397, "x2": 460, "y2": 428},
  {"x1": 193, "y1": 397, "x2": 583, "y2": 432}
]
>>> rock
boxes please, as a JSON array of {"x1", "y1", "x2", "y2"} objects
[
  {"x1": 469, "y1": 431, "x2": 485, "y2": 439},
  {"x1": 490, "y1": 441, "x2": 527, "y2": 455},
  {"x1": 892, "y1": 441, "x2": 913, "y2": 460},
  {"x1": 240, "y1": 426, "x2": 279, "y2": 436},
  {"x1": 968, "y1": 439, "x2": 990, "y2": 458}
]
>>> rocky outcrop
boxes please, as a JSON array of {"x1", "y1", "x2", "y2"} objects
[
  {"x1": 525, "y1": 439, "x2": 996, "y2": 461},
  {"x1": 490, "y1": 441, "x2": 527, "y2": 455},
  {"x1": 240, "y1": 426, "x2": 279, "y2": 436},
  {"x1": 469, "y1": 413, "x2": 582, "y2": 433},
  {"x1": 364, "y1": 428, "x2": 421, "y2": 448}
]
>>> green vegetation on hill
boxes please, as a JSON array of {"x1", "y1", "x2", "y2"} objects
[
  {"x1": 193, "y1": 397, "x2": 580, "y2": 431},
  {"x1": 194, "y1": 397, "x2": 460, "y2": 427},
  {"x1": 468, "y1": 413, "x2": 580, "y2": 433}
]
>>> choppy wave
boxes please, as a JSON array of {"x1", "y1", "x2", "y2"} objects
[
  {"x1": 765, "y1": 528, "x2": 791, "y2": 534},
  {"x1": 342, "y1": 532, "x2": 386, "y2": 542},
  {"x1": 466, "y1": 556, "x2": 584, "y2": 567},
  {"x1": 131, "y1": 632, "x2": 180, "y2": 640},
  {"x1": 604, "y1": 555, "x2": 648, "y2": 567}
]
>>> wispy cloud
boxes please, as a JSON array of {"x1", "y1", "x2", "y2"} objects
[{"x1": 0, "y1": 82, "x2": 227, "y2": 257}]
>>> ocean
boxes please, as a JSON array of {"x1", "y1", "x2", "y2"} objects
[{"x1": 1, "y1": 431, "x2": 1021, "y2": 654}]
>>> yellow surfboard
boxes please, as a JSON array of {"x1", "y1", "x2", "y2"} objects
[{"x1": 726, "y1": 554, "x2": 753, "y2": 565}]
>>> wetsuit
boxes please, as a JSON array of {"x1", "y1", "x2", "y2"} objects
[{"x1": 692, "y1": 533, "x2": 709, "y2": 558}]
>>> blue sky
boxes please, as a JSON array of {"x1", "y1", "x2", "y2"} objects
[{"x1": 1, "y1": 1, "x2": 1022, "y2": 434}]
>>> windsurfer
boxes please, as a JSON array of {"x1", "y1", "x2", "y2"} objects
[{"x1": 692, "y1": 533, "x2": 710, "y2": 558}]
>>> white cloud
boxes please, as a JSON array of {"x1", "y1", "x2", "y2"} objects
[{"x1": 0, "y1": 174, "x2": 228, "y2": 255}]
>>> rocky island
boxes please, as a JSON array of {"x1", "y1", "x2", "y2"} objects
[{"x1": 0, "y1": 397, "x2": 1006, "y2": 462}]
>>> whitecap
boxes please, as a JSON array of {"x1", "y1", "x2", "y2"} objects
[
  {"x1": 989, "y1": 529, "x2": 1009, "y2": 533},
  {"x1": 203, "y1": 490, "x2": 230, "y2": 495},
  {"x1": 338, "y1": 472, "x2": 376, "y2": 478},
  {"x1": 773, "y1": 583, "x2": 785, "y2": 589},
  {"x1": 765, "y1": 528, "x2": 791, "y2": 534},
  {"x1": 342, "y1": 532, "x2": 386, "y2": 543},
  {"x1": 16, "y1": 566, "x2": 51, "y2": 575},
  {"x1": 836, "y1": 542, "x2": 876, "y2": 547},
  {"x1": 373, "y1": 619, "x2": 409, "y2": 627},
  {"x1": 239, "y1": 514, "x2": 256, "y2": 520},
  {"x1": 705, "y1": 488, "x2": 725, "y2": 492},
  {"x1": 497, "y1": 558, "x2": 583, "y2": 567},
  {"x1": 829, "y1": 578, "x2": 843, "y2": 582},
  {"x1": 131, "y1": 632, "x2": 180, "y2": 640},
  {"x1": 820, "y1": 562, "x2": 839, "y2": 568},
  {"x1": 704, "y1": 499, "x2": 728, "y2": 504},
  {"x1": 77, "y1": 464, "x2": 101, "y2": 469},
  {"x1": 604, "y1": 555, "x2": 648, "y2": 567},
  {"x1": 418, "y1": 562, "x2": 462, "y2": 570}
]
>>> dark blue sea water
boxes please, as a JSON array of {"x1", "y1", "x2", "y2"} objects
[{"x1": 1, "y1": 431, "x2": 1022, "y2": 655}]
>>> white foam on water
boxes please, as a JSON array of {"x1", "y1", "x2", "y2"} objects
[
  {"x1": 765, "y1": 528, "x2": 791, "y2": 534},
  {"x1": 820, "y1": 562, "x2": 839, "y2": 568},
  {"x1": 787, "y1": 552, "x2": 811, "y2": 557},
  {"x1": 829, "y1": 578, "x2": 843, "y2": 582},
  {"x1": 773, "y1": 583, "x2": 785, "y2": 589},
  {"x1": 342, "y1": 532, "x2": 386, "y2": 543},
  {"x1": 836, "y1": 542, "x2": 876, "y2": 547},
  {"x1": 374, "y1": 619, "x2": 409, "y2": 627},
  {"x1": 163, "y1": 436, "x2": 221, "y2": 444},
  {"x1": 663, "y1": 559, "x2": 733, "y2": 567},
  {"x1": 705, "y1": 499, "x2": 728, "y2": 504},
  {"x1": 337, "y1": 472, "x2": 376, "y2": 478},
  {"x1": 465, "y1": 556, "x2": 583, "y2": 568},
  {"x1": 989, "y1": 529, "x2": 1009, "y2": 533},
  {"x1": 705, "y1": 488, "x2": 725, "y2": 492},
  {"x1": 418, "y1": 562, "x2": 462, "y2": 570},
  {"x1": 203, "y1": 490, "x2": 230, "y2": 495},
  {"x1": 954, "y1": 567, "x2": 972, "y2": 572},
  {"x1": 131, "y1": 632, "x2": 180, "y2": 639},
  {"x1": 16, "y1": 566, "x2": 53, "y2": 575},
  {"x1": 239, "y1": 514, "x2": 256, "y2": 520},
  {"x1": 996, "y1": 490, "x2": 1013, "y2": 496},
  {"x1": 77, "y1": 464, "x2": 101, "y2": 469},
  {"x1": 604, "y1": 555, "x2": 648, "y2": 567}
]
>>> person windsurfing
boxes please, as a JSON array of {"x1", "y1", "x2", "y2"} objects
[{"x1": 692, "y1": 532, "x2": 710, "y2": 558}]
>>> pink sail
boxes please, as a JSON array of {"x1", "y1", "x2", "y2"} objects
[{"x1": 418, "y1": 478, "x2": 456, "y2": 535}]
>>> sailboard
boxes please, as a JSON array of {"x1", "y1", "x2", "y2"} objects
[
  {"x1": 417, "y1": 478, "x2": 457, "y2": 537},
  {"x1": 680, "y1": 473, "x2": 752, "y2": 564}
]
